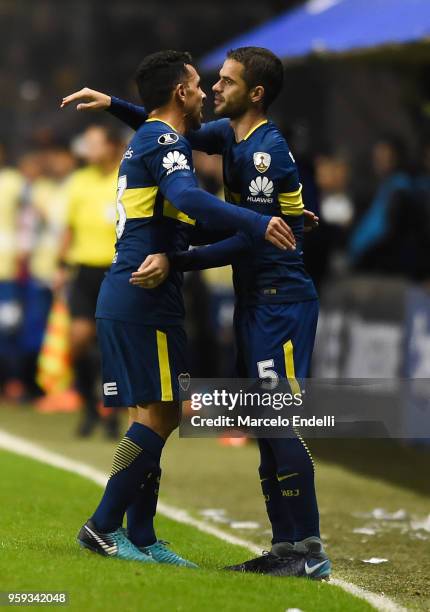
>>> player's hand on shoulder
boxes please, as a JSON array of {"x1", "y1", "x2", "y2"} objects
[
  {"x1": 265, "y1": 217, "x2": 296, "y2": 251},
  {"x1": 129, "y1": 253, "x2": 170, "y2": 289},
  {"x1": 60, "y1": 87, "x2": 111, "y2": 111},
  {"x1": 303, "y1": 209, "x2": 319, "y2": 232}
]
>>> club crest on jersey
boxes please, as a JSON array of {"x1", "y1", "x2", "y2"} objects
[
  {"x1": 248, "y1": 176, "x2": 274, "y2": 203},
  {"x1": 158, "y1": 132, "x2": 179, "y2": 145},
  {"x1": 178, "y1": 372, "x2": 191, "y2": 391},
  {"x1": 162, "y1": 150, "x2": 190, "y2": 175},
  {"x1": 253, "y1": 151, "x2": 271, "y2": 173}
]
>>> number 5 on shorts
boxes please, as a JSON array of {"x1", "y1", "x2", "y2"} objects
[{"x1": 257, "y1": 359, "x2": 279, "y2": 389}]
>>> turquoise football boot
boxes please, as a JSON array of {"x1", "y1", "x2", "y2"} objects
[
  {"x1": 78, "y1": 520, "x2": 155, "y2": 563},
  {"x1": 141, "y1": 540, "x2": 198, "y2": 568}
]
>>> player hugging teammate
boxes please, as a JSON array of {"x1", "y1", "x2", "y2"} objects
[{"x1": 62, "y1": 47, "x2": 331, "y2": 578}]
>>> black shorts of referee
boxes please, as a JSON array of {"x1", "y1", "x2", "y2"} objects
[{"x1": 68, "y1": 265, "x2": 107, "y2": 320}]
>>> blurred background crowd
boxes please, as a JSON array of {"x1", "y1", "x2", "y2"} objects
[{"x1": 1, "y1": 0, "x2": 430, "y2": 440}]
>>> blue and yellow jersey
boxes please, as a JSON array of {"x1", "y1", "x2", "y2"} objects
[
  {"x1": 96, "y1": 119, "x2": 197, "y2": 325},
  {"x1": 96, "y1": 117, "x2": 267, "y2": 325},
  {"x1": 108, "y1": 98, "x2": 317, "y2": 305},
  {"x1": 187, "y1": 118, "x2": 317, "y2": 304}
]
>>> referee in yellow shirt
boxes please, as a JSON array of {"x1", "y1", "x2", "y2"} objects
[{"x1": 55, "y1": 125, "x2": 123, "y2": 437}]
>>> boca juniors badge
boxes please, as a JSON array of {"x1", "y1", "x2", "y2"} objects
[
  {"x1": 253, "y1": 152, "x2": 271, "y2": 173},
  {"x1": 178, "y1": 372, "x2": 191, "y2": 391}
]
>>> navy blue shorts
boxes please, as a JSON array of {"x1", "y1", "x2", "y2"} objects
[
  {"x1": 96, "y1": 319, "x2": 189, "y2": 407},
  {"x1": 234, "y1": 299, "x2": 319, "y2": 383}
]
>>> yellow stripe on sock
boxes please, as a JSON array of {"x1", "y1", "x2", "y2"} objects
[{"x1": 156, "y1": 330, "x2": 173, "y2": 401}]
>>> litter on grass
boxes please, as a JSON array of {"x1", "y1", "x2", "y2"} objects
[
  {"x1": 410, "y1": 514, "x2": 430, "y2": 533},
  {"x1": 362, "y1": 557, "x2": 389, "y2": 564},
  {"x1": 200, "y1": 509, "x2": 260, "y2": 530},
  {"x1": 356, "y1": 508, "x2": 408, "y2": 521},
  {"x1": 199, "y1": 508, "x2": 229, "y2": 523},
  {"x1": 353, "y1": 527, "x2": 376, "y2": 535},
  {"x1": 230, "y1": 521, "x2": 260, "y2": 530}
]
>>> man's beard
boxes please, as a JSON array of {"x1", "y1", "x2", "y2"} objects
[
  {"x1": 215, "y1": 101, "x2": 245, "y2": 120},
  {"x1": 184, "y1": 111, "x2": 202, "y2": 130}
]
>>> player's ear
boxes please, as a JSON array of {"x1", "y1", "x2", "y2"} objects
[
  {"x1": 175, "y1": 82, "x2": 187, "y2": 104},
  {"x1": 250, "y1": 85, "x2": 265, "y2": 106}
]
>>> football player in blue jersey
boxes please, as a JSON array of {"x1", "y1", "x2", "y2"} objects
[
  {"x1": 61, "y1": 50, "x2": 295, "y2": 566},
  {"x1": 137, "y1": 49, "x2": 330, "y2": 580}
]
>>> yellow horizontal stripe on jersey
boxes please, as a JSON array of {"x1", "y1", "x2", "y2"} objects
[
  {"x1": 121, "y1": 187, "x2": 158, "y2": 218},
  {"x1": 163, "y1": 199, "x2": 196, "y2": 225},
  {"x1": 278, "y1": 183, "x2": 304, "y2": 216}
]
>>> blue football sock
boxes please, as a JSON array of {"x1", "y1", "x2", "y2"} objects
[
  {"x1": 268, "y1": 436, "x2": 320, "y2": 542},
  {"x1": 258, "y1": 438, "x2": 296, "y2": 544},
  {"x1": 127, "y1": 466, "x2": 161, "y2": 547},
  {"x1": 91, "y1": 422, "x2": 164, "y2": 533}
]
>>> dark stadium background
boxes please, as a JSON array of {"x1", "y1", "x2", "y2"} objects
[
  {"x1": 1, "y1": 0, "x2": 430, "y2": 424},
  {"x1": 0, "y1": 3, "x2": 429, "y2": 608}
]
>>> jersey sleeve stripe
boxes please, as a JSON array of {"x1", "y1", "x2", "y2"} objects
[{"x1": 278, "y1": 183, "x2": 304, "y2": 216}]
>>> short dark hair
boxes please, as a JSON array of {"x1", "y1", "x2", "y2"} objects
[
  {"x1": 135, "y1": 50, "x2": 193, "y2": 112},
  {"x1": 226, "y1": 47, "x2": 283, "y2": 110}
]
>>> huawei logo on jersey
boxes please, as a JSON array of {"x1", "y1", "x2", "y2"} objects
[
  {"x1": 162, "y1": 150, "x2": 190, "y2": 175},
  {"x1": 250, "y1": 176, "x2": 274, "y2": 196},
  {"x1": 248, "y1": 176, "x2": 274, "y2": 203}
]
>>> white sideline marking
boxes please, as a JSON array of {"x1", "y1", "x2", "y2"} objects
[{"x1": 0, "y1": 430, "x2": 406, "y2": 612}]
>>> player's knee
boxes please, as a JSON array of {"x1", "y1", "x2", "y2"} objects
[
  {"x1": 158, "y1": 408, "x2": 181, "y2": 437},
  {"x1": 132, "y1": 402, "x2": 180, "y2": 440}
]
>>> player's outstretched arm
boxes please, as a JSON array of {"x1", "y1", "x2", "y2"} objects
[
  {"x1": 107, "y1": 96, "x2": 227, "y2": 153},
  {"x1": 64, "y1": 89, "x2": 227, "y2": 154},
  {"x1": 61, "y1": 87, "x2": 111, "y2": 112},
  {"x1": 170, "y1": 232, "x2": 252, "y2": 271},
  {"x1": 108, "y1": 96, "x2": 148, "y2": 130},
  {"x1": 61, "y1": 88, "x2": 148, "y2": 131},
  {"x1": 130, "y1": 232, "x2": 252, "y2": 288},
  {"x1": 163, "y1": 179, "x2": 295, "y2": 251},
  {"x1": 62, "y1": 89, "x2": 227, "y2": 153}
]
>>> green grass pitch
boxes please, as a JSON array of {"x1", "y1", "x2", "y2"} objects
[{"x1": 0, "y1": 449, "x2": 373, "y2": 612}]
